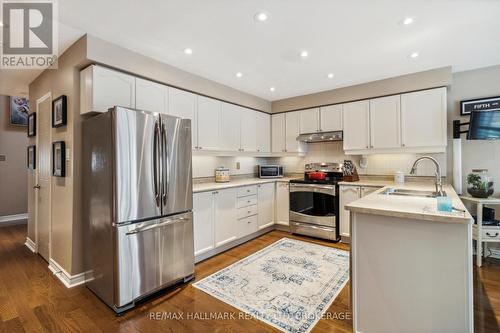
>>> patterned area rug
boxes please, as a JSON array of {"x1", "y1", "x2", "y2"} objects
[{"x1": 193, "y1": 238, "x2": 349, "y2": 333}]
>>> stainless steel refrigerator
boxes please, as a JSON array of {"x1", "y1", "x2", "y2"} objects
[{"x1": 83, "y1": 106, "x2": 194, "y2": 313}]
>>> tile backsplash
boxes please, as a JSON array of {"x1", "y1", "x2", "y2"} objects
[{"x1": 192, "y1": 142, "x2": 447, "y2": 179}]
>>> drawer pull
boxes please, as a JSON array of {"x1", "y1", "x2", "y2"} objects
[
  {"x1": 486, "y1": 232, "x2": 499, "y2": 237},
  {"x1": 247, "y1": 210, "x2": 251, "y2": 213}
]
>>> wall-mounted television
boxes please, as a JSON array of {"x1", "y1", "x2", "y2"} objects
[{"x1": 468, "y1": 110, "x2": 500, "y2": 140}]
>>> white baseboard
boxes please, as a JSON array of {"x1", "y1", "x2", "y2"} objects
[
  {"x1": 25, "y1": 237, "x2": 36, "y2": 253},
  {"x1": 0, "y1": 213, "x2": 28, "y2": 224},
  {"x1": 48, "y1": 258, "x2": 87, "y2": 288}
]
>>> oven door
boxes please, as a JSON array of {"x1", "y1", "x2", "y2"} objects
[{"x1": 289, "y1": 183, "x2": 337, "y2": 228}]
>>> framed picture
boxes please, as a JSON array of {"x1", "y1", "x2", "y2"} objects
[
  {"x1": 10, "y1": 96, "x2": 29, "y2": 126},
  {"x1": 28, "y1": 113, "x2": 36, "y2": 137},
  {"x1": 52, "y1": 141, "x2": 66, "y2": 177},
  {"x1": 27, "y1": 145, "x2": 36, "y2": 170},
  {"x1": 52, "y1": 95, "x2": 67, "y2": 128},
  {"x1": 460, "y1": 96, "x2": 500, "y2": 116}
]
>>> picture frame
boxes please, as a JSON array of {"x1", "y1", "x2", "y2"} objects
[
  {"x1": 27, "y1": 145, "x2": 36, "y2": 170},
  {"x1": 52, "y1": 141, "x2": 66, "y2": 177},
  {"x1": 52, "y1": 95, "x2": 67, "y2": 128},
  {"x1": 10, "y1": 96, "x2": 29, "y2": 126},
  {"x1": 460, "y1": 96, "x2": 500, "y2": 116},
  {"x1": 28, "y1": 113, "x2": 36, "y2": 137}
]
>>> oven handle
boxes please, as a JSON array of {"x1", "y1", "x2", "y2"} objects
[
  {"x1": 289, "y1": 183, "x2": 336, "y2": 195},
  {"x1": 292, "y1": 221, "x2": 335, "y2": 231}
]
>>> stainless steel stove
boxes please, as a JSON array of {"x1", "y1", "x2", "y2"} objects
[{"x1": 289, "y1": 163, "x2": 343, "y2": 242}]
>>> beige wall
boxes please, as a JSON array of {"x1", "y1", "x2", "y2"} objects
[
  {"x1": 272, "y1": 66, "x2": 452, "y2": 113},
  {"x1": 85, "y1": 35, "x2": 271, "y2": 113},
  {"x1": 0, "y1": 95, "x2": 28, "y2": 216}
]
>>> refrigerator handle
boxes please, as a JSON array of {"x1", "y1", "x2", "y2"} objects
[
  {"x1": 162, "y1": 122, "x2": 169, "y2": 201},
  {"x1": 153, "y1": 120, "x2": 161, "y2": 207}
]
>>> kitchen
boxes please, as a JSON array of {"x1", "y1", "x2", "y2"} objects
[{"x1": 0, "y1": 1, "x2": 499, "y2": 333}]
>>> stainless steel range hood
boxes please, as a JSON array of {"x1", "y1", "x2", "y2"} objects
[{"x1": 296, "y1": 131, "x2": 343, "y2": 143}]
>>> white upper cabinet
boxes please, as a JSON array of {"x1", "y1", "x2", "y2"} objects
[
  {"x1": 369, "y1": 95, "x2": 401, "y2": 149},
  {"x1": 197, "y1": 96, "x2": 221, "y2": 151},
  {"x1": 135, "y1": 78, "x2": 167, "y2": 114},
  {"x1": 299, "y1": 108, "x2": 320, "y2": 134},
  {"x1": 343, "y1": 100, "x2": 370, "y2": 151},
  {"x1": 240, "y1": 107, "x2": 258, "y2": 152},
  {"x1": 285, "y1": 111, "x2": 300, "y2": 152},
  {"x1": 320, "y1": 104, "x2": 343, "y2": 132},
  {"x1": 401, "y1": 87, "x2": 447, "y2": 149},
  {"x1": 257, "y1": 183, "x2": 275, "y2": 230},
  {"x1": 272, "y1": 113, "x2": 286, "y2": 153},
  {"x1": 256, "y1": 112, "x2": 271, "y2": 153},
  {"x1": 220, "y1": 103, "x2": 241, "y2": 151},
  {"x1": 80, "y1": 65, "x2": 136, "y2": 114},
  {"x1": 168, "y1": 87, "x2": 198, "y2": 149}
]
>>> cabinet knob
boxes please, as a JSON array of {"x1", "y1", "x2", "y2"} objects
[
  {"x1": 402, "y1": 144, "x2": 406, "y2": 147},
  {"x1": 370, "y1": 145, "x2": 373, "y2": 148},
  {"x1": 33, "y1": 184, "x2": 41, "y2": 189},
  {"x1": 366, "y1": 145, "x2": 369, "y2": 148},
  {"x1": 199, "y1": 147, "x2": 202, "y2": 150}
]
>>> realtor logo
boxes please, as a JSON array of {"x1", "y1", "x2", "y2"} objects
[{"x1": 1, "y1": 0, "x2": 58, "y2": 68}]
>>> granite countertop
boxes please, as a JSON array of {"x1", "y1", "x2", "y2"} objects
[
  {"x1": 193, "y1": 177, "x2": 296, "y2": 193},
  {"x1": 345, "y1": 183, "x2": 473, "y2": 224}
]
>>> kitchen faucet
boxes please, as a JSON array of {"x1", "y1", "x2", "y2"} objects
[{"x1": 409, "y1": 156, "x2": 445, "y2": 196}]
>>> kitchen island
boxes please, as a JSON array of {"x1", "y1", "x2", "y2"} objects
[{"x1": 345, "y1": 183, "x2": 473, "y2": 333}]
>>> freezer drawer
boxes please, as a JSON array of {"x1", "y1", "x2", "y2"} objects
[
  {"x1": 290, "y1": 221, "x2": 339, "y2": 241},
  {"x1": 115, "y1": 211, "x2": 194, "y2": 308}
]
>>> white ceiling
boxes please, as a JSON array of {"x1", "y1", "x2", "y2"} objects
[{"x1": 2, "y1": 0, "x2": 500, "y2": 100}]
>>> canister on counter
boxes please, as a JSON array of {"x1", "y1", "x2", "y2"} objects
[{"x1": 215, "y1": 166, "x2": 230, "y2": 183}]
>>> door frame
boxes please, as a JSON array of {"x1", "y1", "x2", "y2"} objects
[{"x1": 35, "y1": 92, "x2": 52, "y2": 259}]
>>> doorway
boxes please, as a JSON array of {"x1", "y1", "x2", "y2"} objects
[{"x1": 35, "y1": 93, "x2": 51, "y2": 262}]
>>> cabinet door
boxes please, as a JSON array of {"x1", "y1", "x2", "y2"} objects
[
  {"x1": 240, "y1": 108, "x2": 257, "y2": 152},
  {"x1": 339, "y1": 186, "x2": 360, "y2": 238},
  {"x1": 197, "y1": 96, "x2": 221, "y2": 151},
  {"x1": 214, "y1": 188, "x2": 238, "y2": 247},
  {"x1": 370, "y1": 95, "x2": 401, "y2": 149},
  {"x1": 92, "y1": 66, "x2": 136, "y2": 112},
  {"x1": 135, "y1": 78, "x2": 167, "y2": 114},
  {"x1": 299, "y1": 108, "x2": 319, "y2": 134},
  {"x1": 272, "y1": 113, "x2": 286, "y2": 153},
  {"x1": 343, "y1": 100, "x2": 370, "y2": 151},
  {"x1": 320, "y1": 104, "x2": 343, "y2": 131},
  {"x1": 256, "y1": 112, "x2": 271, "y2": 153},
  {"x1": 220, "y1": 103, "x2": 241, "y2": 151},
  {"x1": 193, "y1": 192, "x2": 214, "y2": 256},
  {"x1": 360, "y1": 186, "x2": 381, "y2": 197},
  {"x1": 401, "y1": 87, "x2": 447, "y2": 148},
  {"x1": 257, "y1": 183, "x2": 275, "y2": 229},
  {"x1": 276, "y1": 182, "x2": 289, "y2": 225},
  {"x1": 285, "y1": 111, "x2": 300, "y2": 152},
  {"x1": 168, "y1": 87, "x2": 197, "y2": 149}
]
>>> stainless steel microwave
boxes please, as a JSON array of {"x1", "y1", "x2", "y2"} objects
[{"x1": 258, "y1": 165, "x2": 284, "y2": 178}]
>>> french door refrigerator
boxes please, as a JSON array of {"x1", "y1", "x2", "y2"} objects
[{"x1": 83, "y1": 106, "x2": 194, "y2": 313}]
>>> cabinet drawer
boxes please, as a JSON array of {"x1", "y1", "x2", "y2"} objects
[
  {"x1": 237, "y1": 205, "x2": 258, "y2": 219},
  {"x1": 482, "y1": 228, "x2": 500, "y2": 240},
  {"x1": 237, "y1": 185, "x2": 257, "y2": 197},
  {"x1": 239, "y1": 215, "x2": 258, "y2": 238},
  {"x1": 237, "y1": 195, "x2": 257, "y2": 208}
]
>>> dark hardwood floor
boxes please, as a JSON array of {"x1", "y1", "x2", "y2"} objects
[{"x1": 0, "y1": 223, "x2": 499, "y2": 332}]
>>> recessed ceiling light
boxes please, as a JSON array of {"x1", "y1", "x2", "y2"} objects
[
  {"x1": 269, "y1": 87, "x2": 275, "y2": 92},
  {"x1": 300, "y1": 50, "x2": 309, "y2": 58},
  {"x1": 409, "y1": 52, "x2": 419, "y2": 59},
  {"x1": 183, "y1": 48, "x2": 193, "y2": 55},
  {"x1": 327, "y1": 73, "x2": 334, "y2": 79},
  {"x1": 254, "y1": 12, "x2": 270, "y2": 22},
  {"x1": 402, "y1": 17, "x2": 414, "y2": 25},
  {"x1": 235, "y1": 72, "x2": 243, "y2": 78}
]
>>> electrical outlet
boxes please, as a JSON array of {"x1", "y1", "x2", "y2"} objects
[
  {"x1": 236, "y1": 162, "x2": 240, "y2": 170},
  {"x1": 0, "y1": 154, "x2": 5, "y2": 162}
]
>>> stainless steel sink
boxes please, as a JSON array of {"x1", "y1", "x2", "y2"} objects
[{"x1": 380, "y1": 188, "x2": 447, "y2": 198}]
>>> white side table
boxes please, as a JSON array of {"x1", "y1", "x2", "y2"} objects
[{"x1": 461, "y1": 196, "x2": 500, "y2": 267}]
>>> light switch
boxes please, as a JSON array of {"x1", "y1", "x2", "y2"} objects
[
  {"x1": 236, "y1": 162, "x2": 240, "y2": 170},
  {"x1": 66, "y1": 148, "x2": 70, "y2": 161}
]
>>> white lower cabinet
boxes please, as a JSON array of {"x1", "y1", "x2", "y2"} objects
[
  {"x1": 193, "y1": 191, "x2": 215, "y2": 256},
  {"x1": 214, "y1": 188, "x2": 238, "y2": 247},
  {"x1": 257, "y1": 183, "x2": 275, "y2": 229},
  {"x1": 276, "y1": 182, "x2": 290, "y2": 225},
  {"x1": 339, "y1": 185, "x2": 382, "y2": 239},
  {"x1": 239, "y1": 215, "x2": 259, "y2": 238}
]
